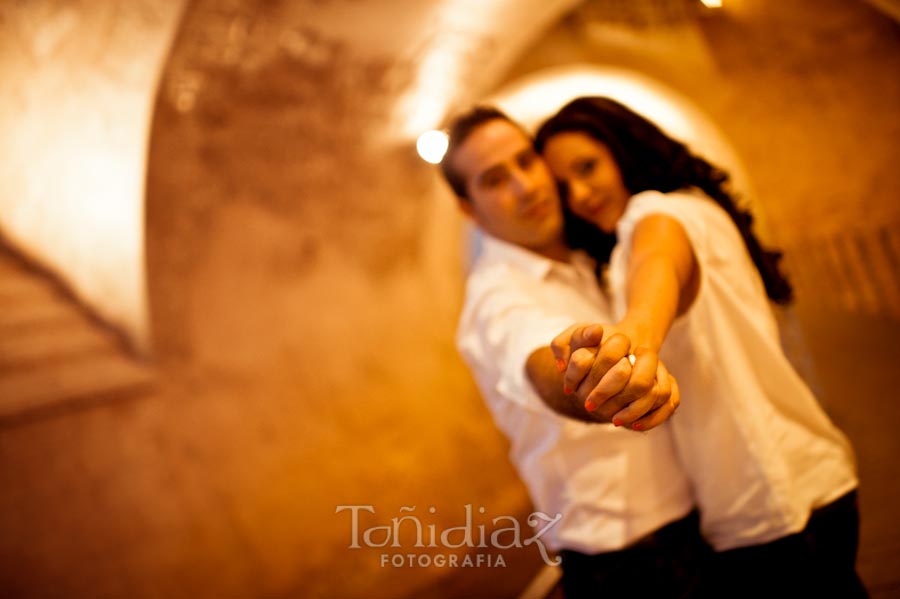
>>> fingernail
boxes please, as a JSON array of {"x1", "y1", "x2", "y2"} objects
[
  {"x1": 556, "y1": 359, "x2": 566, "y2": 373},
  {"x1": 563, "y1": 386, "x2": 572, "y2": 395},
  {"x1": 613, "y1": 418, "x2": 623, "y2": 427},
  {"x1": 632, "y1": 422, "x2": 644, "y2": 431},
  {"x1": 584, "y1": 399, "x2": 597, "y2": 411}
]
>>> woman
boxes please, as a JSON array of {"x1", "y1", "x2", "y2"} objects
[{"x1": 534, "y1": 97, "x2": 866, "y2": 598}]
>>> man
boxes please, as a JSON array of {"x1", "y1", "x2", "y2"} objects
[{"x1": 441, "y1": 106, "x2": 709, "y2": 597}]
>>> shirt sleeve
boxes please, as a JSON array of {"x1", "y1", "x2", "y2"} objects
[
  {"x1": 615, "y1": 190, "x2": 710, "y2": 262},
  {"x1": 457, "y1": 276, "x2": 576, "y2": 417}
]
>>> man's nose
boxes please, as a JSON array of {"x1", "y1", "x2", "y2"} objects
[{"x1": 510, "y1": 167, "x2": 538, "y2": 196}]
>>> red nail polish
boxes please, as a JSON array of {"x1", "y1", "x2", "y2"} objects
[
  {"x1": 632, "y1": 422, "x2": 644, "y2": 431},
  {"x1": 584, "y1": 399, "x2": 597, "y2": 411},
  {"x1": 613, "y1": 418, "x2": 623, "y2": 427},
  {"x1": 556, "y1": 359, "x2": 566, "y2": 373},
  {"x1": 563, "y1": 385, "x2": 572, "y2": 395}
]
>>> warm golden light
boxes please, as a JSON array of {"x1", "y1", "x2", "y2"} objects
[
  {"x1": 417, "y1": 130, "x2": 449, "y2": 164},
  {"x1": 390, "y1": 0, "x2": 581, "y2": 141},
  {"x1": 490, "y1": 66, "x2": 691, "y2": 134},
  {"x1": 700, "y1": 0, "x2": 723, "y2": 7}
]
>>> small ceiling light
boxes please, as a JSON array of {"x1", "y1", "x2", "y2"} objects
[
  {"x1": 699, "y1": 0, "x2": 722, "y2": 7},
  {"x1": 417, "y1": 130, "x2": 449, "y2": 164}
]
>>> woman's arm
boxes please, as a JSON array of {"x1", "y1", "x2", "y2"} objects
[
  {"x1": 542, "y1": 214, "x2": 699, "y2": 427},
  {"x1": 618, "y1": 214, "x2": 700, "y2": 352}
]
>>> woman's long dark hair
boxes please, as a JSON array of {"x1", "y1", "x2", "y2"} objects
[{"x1": 535, "y1": 96, "x2": 793, "y2": 304}]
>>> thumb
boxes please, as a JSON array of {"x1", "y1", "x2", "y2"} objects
[{"x1": 572, "y1": 323, "x2": 605, "y2": 351}]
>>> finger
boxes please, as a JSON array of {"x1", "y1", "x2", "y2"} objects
[
  {"x1": 551, "y1": 323, "x2": 590, "y2": 372},
  {"x1": 582, "y1": 356, "x2": 632, "y2": 414},
  {"x1": 577, "y1": 333, "x2": 630, "y2": 398},
  {"x1": 654, "y1": 360, "x2": 672, "y2": 401},
  {"x1": 608, "y1": 349, "x2": 672, "y2": 430},
  {"x1": 579, "y1": 333, "x2": 631, "y2": 408},
  {"x1": 571, "y1": 324, "x2": 604, "y2": 352},
  {"x1": 611, "y1": 355, "x2": 669, "y2": 425},
  {"x1": 630, "y1": 373, "x2": 680, "y2": 432},
  {"x1": 552, "y1": 323, "x2": 605, "y2": 375},
  {"x1": 628, "y1": 399, "x2": 673, "y2": 432},
  {"x1": 609, "y1": 385, "x2": 658, "y2": 427},
  {"x1": 550, "y1": 323, "x2": 578, "y2": 370},
  {"x1": 603, "y1": 347, "x2": 659, "y2": 420},
  {"x1": 600, "y1": 333, "x2": 631, "y2": 363},
  {"x1": 670, "y1": 374, "x2": 680, "y2": 411},
  {"x1": 564, "y1": 347, "x2": 597, "y2": 394}
]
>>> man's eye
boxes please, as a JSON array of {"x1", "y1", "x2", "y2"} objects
[
  {"x1": 576, "y1": 159, "x2": 596, "y2": 177},
  {"x1": 483, "y1": 172, "x2": 508, "y2": 188}
]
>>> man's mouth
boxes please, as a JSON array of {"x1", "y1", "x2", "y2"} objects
[{"x1": 521, "y1": 199, "x2": 552, "y2": 220}]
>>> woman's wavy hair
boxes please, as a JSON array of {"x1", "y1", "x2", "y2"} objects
[{"x1": 534, "y1": 96, "x2": 793, "y2": 304}]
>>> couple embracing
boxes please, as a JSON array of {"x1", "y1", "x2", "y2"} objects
[{"x1": 442, "y1": 97, "x2": 865, "y2": 598}]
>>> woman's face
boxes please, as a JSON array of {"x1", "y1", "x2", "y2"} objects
[{"x1": 541, "y1": 131, "x2": 631, "y2": 234}]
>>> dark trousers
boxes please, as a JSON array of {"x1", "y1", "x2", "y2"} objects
[
  {"x1": 709, "y1": 490, "x2": 868, "y2": 599},
  {"x1": 559, "y1": 492, "x2": 867, "y2": 599},
  {"x1": 560, "y1": 510, "x2": 711, "y2": 599}
]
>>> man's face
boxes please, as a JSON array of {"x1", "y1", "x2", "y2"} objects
[{"x1": 451, "y1": 119, "x2": 564, "y2": 254}]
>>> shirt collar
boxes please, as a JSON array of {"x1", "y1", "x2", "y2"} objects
[{"x1": 478, "y1": 230, "x2": 597, "y2": 283}]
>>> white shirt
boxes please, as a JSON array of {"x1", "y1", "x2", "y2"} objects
[
  {"x1": 609, "y1": 190, "x2": 858, "y2": 551},
  {"x1": 456, "y1": 232, "x2": 695, "y2": 553}
]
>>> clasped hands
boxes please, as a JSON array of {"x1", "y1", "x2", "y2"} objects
[{"x1": 551, "y1": 323, "x2": 680, "y2": 431}]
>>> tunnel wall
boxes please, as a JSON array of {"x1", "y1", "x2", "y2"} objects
[
  {"x1": 2, "y1": 1, "x2": 898, "y2": 597},
  {"x1": 141, "y1": 1, "x2": 576, "y2": 595},
  {"x1": 500, "y1": 0, "x2": 900, "y2": 318},
  {"x1": 0, "y1": 1, "x2": 186, "y2": 350}
]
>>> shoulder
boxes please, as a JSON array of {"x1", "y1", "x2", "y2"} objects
[
  {"x1": 618, "y1": 190, "x2": 713, "y2": 247},
  {"x1": 459, "y1": 255, "x2": 542, "y2": 335},
  {"x1": 464, "y1": 255, "x2": 530, "y2": 303},
  {"x1": 626, "y1": 189, "x2": 716, "y2": 220}
]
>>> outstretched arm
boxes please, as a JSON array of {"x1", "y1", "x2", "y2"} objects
[
  {"x1": 617, "y1": 214, "x2": 700, "y2": 352},
  {"x1": 535, "y1": 214, "x2": 698, "y2": 428}
]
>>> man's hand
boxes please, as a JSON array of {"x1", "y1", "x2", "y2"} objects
[{"x1": 550, "y1": 323, "x2": 680, "y2": 430}]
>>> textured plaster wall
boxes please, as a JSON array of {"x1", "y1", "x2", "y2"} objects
[
  {"x1": 1, "y1": 1, "x2": 581, "y2": 596},
  {"x1": 0, "y1": 1, "x2": 186, "y2": 349},
  {"x1": 141, "y1": 0, "x2": 576, "y2": 596}
]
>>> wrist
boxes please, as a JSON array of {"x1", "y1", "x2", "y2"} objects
[{"x1": 618, "y1": 311, "x2": 664, "y2": 353}]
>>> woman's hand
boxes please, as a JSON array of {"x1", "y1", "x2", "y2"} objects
[{"x1": 550, "y1": 322, "x2": 678, "y2": 430}]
